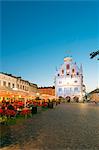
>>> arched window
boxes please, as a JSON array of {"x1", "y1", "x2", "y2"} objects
[
  {"x1": 66, "y1": 64, "x2": 70, "y2": 70},
  {"x1": 72, "y1": 68, "x2": 75, "y2": 73},
  {"x1": 62, "y1": 69, "x2": 64, "y2": 74}
]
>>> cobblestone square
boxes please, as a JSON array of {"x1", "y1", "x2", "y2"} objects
[{"x1": 0, "y1": 103, "x2": 99, "y2": 150}]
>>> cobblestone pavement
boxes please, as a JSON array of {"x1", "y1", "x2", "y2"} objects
[{"x1": 0, "y1": 103, "x2": 99, "y2": 150}]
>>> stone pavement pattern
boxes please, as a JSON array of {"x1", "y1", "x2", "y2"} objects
[{"x1": 0, "y1": 103, "x2": 99, "y2": 150}]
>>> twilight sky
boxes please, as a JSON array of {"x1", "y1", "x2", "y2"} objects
[{"x1": 1, "y1": 1, "x2": 99, "y2": 92}]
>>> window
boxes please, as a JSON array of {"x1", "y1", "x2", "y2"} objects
[
  {"x1": 8, "y1": 82, "x2": 11, "y2": 88},
  {"x1": 74, "y1": 87, "x2": 78, "y2": 92},
  {"x1": 64, "y1": 88, "x2": 71, "y2": 94},
  {"x1": 3, "y1": 81, "x2": 6, "y2": 86},
  {"x1": 59, "y1": 81, "x2": 62, "y2": 84},
  {"x1": 23, "y1": 86, "x2": 24, "y2": 90},
  {"x1": 77, "y1": 72, "x2": 79, "y2": 75},
  {"x1": 62, "y1": 69, "x2": 64, "y2": 74},
  {"x1": 17, "y1": 84, "x2": 19, "y2": 88},
  {"x1": 72, "y1": 69, "x2": 75, "y2": 73},
  {"x1": 58, "y1": 88, "x2": 62, "y2": 93},
  {"x1": 66, "y1": 64, "x2": 70, "y2": 70},
  {"x1": 74, "y1": 80, "x2": 77, "y2": 83},
  {"x1": 24, "y1": 86, "x2": 26, "y2": 91},
  {"x1": 70, "y1": 88, "x2": 72, "y2": 92},
  {"x1": 20, "y1": 85, "x2": 22, "y2": 89},
  {"x1": 12, "y1": 83, "x2": 15, "y2": 88},
  {"x1": 58, "y1": 74, "x2": 60, "y2": 76}
]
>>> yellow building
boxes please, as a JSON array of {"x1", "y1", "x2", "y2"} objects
[{"x1": 0, "y1": 72, "x2": 38, "y2": 98}]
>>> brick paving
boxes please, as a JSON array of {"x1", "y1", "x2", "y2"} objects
[{"x1": 0, "y1": 103, "x2": 99, "y2": 150}]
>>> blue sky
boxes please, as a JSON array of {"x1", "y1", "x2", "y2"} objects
[{"x1": 1, "y1": 1, "x2": 99, "y2": 92}]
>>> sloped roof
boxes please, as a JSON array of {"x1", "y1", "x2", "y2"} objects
[{"x1": 89, "y1": 88, "x2": 99, "y2": 94}]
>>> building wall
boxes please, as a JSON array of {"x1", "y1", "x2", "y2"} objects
[
  {"x1": 38, "y1": 87, "x2": 55, "y2": 96},
  {"x1": 29, "y1": 83, "x2": 38, "y2": 93},
  {"x1": 0, "y1": 73, "x2": 17, "y2": 89},
  {"x1": 55, "y1": 57, "x2": 84, "y2": 101},
  {"x1": 0, "y1": 73, "x2": 37, "y2": 94}
]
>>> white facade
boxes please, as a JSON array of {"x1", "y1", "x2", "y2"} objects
[{"x1": 55, "y1": 57, "x2": 84, "y2": 102}]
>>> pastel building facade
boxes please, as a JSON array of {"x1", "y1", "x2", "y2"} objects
[
  {"x1": 38, "y1": 86, "x2": 55, "y2": 96},
  {"x1": 55, "y1": 57, "x2": 84, "y2": 102},
  {"x1": 0, "y1": 72, "x2": 38, "y2": 93}
]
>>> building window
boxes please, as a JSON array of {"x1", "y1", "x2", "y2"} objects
[
  {"x1": 58, "y1": 74, "x2": 60, "y2": 76},
  {"x1": 62, "y1": 69, "x2": 64, "y2": 75},
  {"x1": 12, "y1": 83, "x2": 15, "y2": 88},
  {"x1": 23, "y1": 86, "x2": 24, "y2": 90},
  {"x1": 74, "y1": 80, "x2": 77, "y2": 83},
  {"x1": 64, "y1": 88, "x2": 71, "y2": 94},
  {"x1": 8, "y1": 82, "x2": 11, "y2": 88},
  {"x1": 17, "y1": 84, "x2": 19, "y2": 88},
  {"x1": 66, "y1": 64, "x2": 70, "y2": 70},
  {"x1": 77, "y1": 72, "x2": 79, "y2": 75},
  {"x1": 74, "y1": 87, "x2": 78, "y2": 92},
  {"x1": 24, "y1": 86, "x2": 26, "y2": 91},
  {"x1": 20, "y1": 85, "x2": 22, "y2": 89},
  {"x1": 3, "y1": 81, "x2": 6, "y2": 86},
  {"x1": 59, "y1": 81, "x2": 62, "y2": 84},
  {"x1": 66, "y1": 73, "x2": 70, "y2": 76},
  {"x1": 70, "y1": 88, "x2": 72, "y2": 92},
  {"x1": 72, "y1": 68, "x2": 75, "y2": 73},
  {"x1": 58, "y1": 88, "x2": 62, "y2": 93}
]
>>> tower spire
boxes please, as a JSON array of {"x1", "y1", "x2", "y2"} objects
[{"x1": 80, "y1": 64, "x2": 83, "y2": 74}]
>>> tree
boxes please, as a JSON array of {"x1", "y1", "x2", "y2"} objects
[{"x1": 90, "y1": 50, "x2": 99, "y2": 60}]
